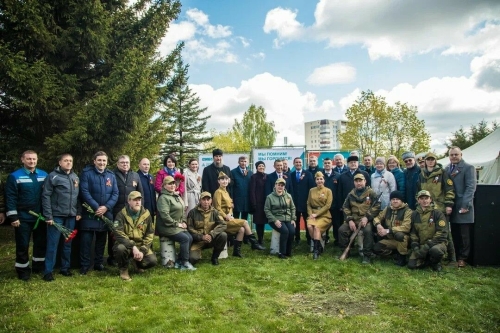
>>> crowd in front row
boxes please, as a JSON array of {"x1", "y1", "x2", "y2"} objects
[{"x1": 0, "y1": 146, "x2": 476, "y2": 281}]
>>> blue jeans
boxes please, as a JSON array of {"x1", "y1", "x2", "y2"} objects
[
  {"x1": 44, "y1": 217, "x2": 76, "y2": 274},
  {"x1": 80, "y1": 230, "x2": 107, "y2": 269},
  {"x1": 166, "y1": 231, "x2": 193, "y2": 263},
  {"x1": 270, "y1": 221, "x2": 295, "y2": 255}
]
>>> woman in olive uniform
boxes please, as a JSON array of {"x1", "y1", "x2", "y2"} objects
[
  {"x1": 307, "y1": 171, "x2": 333, "y2": 259},
  {"x1": 213, "y1": 172, "x2": 264, "y2": 257}
]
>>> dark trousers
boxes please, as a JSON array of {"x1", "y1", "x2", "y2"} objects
[
  {"x1": 233, "y1": 211, "x2": 249, "y2": 221},
  {"x1": 107, "y1": 231, "x2": 115, "y2": 260},
  {"x1": 80, "y1": 230, "x2": 107, "y2": 269},
  {"x1": 166, "y1": 231, "x2": 193, "y2": 263},
  {"x1": 295, "y1": 211, "x2": 310, "y2": 242},
  {"x1": 270, "y1": 221, "x2": 295, "y2": 255},
  {"x1": 113, "y1": 243, "x2": 157, "y2": 269},
  {"x1": 45, "y1": 216, "x2": 75, "y2": 274},
  {"x1": 451, "y1": 223, "x2": 472, "y2": 260},
  {"x1": 338, "y1": 222, "x2": 374, "y2": 256},
  {"x1": 190, "y1": 232, "x2": 228, "y2": 261},
  {"x1": 254, "y1": 224, "x2": 265, "y2": 244},
  {"x1": 331, "y1": 209, "x2": 343, "y2": 244},
  {"x1": 14, "y1": 219, "x2": 47, "y2": 277}
]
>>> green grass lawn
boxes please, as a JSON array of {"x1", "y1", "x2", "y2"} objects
[{"x1": 0, "y1": 227, "x2": 499, "y2": 333}]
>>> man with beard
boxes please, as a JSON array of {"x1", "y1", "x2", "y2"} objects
[
  {"x1": 202, "y1": 149, "x2": 233, "y2": 197},
  {"x1": 372, "y1": 191, "x2": 412, "y2": 266},
  {"x1": 187, "y1": 192, "x2": 227, "y2": 266},
  {"x1": 402, "y1": 151, "x2": 420, "y2": 210},
  {"x1": 113, "y1": 191, "x2": 156, "y2": 281}
]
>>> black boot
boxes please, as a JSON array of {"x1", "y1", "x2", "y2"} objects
[
  {"x1": 247, "y1": 234, "x2": 265, "y2": 250},
  {"x1": 243, "y1": 234, "x2": 249, "y2": 245},
  {"x1": 211, "y1": 251, "x2": 221, "y2": 265},
  {"x1": 233, "y1": 240, "x2": 243, "y2": 257},
  {"x1": 394, "y1": 253, "x2": 407, "y2": 267},
  {"x1": 313, "y1": 240, "x2": 320, "y2": 260}
]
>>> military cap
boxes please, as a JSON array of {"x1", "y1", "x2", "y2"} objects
[
  {"x1": 425, "y1": 152, "x2": 438, "y2": 160},
  {"x1": 354, "y1": 174, "x2": 365, "y2": 181},
  {"x1": 218, "y1": 171, "x2": 229, "y2": 179},
  {"x1": 162, "y1": 176, "x2": 175, "y2": 185},
  {"x1": 315, "y1": 171, "x2": 325, "y2": 178},
  {"x1": 128, "y1": 191, "x2": 142, "y2": 200},
  {"x1": 200, "y1": 191, "x2": 211, "y2": 199},
  {"x1": 417, "y1": 190, "x2": 432, "y2": 198},
  {"x1": 275, "y1": 178, "x2": 286, "y2": 185}
]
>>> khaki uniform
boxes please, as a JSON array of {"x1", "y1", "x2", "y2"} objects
[
  {"x1": 306, "y1": 185, "x2": 333, "y2": 233},
  {"x1": 339, "y1": 187, "x2": 381, "y2": 256},
  {"x1": 187, "y1": 205, "x2": 227, "y2": 261},
  {"x1": 417, "y1": 165, "x2": 455, "y2": 213},
  {"x1": 213, "y1": 187, "x2": 245, "y2": 234},
  {"x1": 113, "y1": 206, "x2": 157, "y2": 269},
  {"x1": 373, "y1": 204, "x2": 412, "y2": 255},
  {"x1": 408, "y1": 207, "x2": 448, "y2": 268}
]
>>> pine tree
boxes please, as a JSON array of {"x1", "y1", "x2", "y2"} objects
[
  {"x1": 0, "y1": 0, "x2": 181, "y2": 171},
  {"x1": 159, "y1": 55, "x2": 212, "y2": 170}
]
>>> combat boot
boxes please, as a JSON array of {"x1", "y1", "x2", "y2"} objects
[
  {"x1": 233, "y1": 240, "x2": 243, "y2": 257},
  {"x1": 120, "y1": 268, "x2": 131, "y2": 281},
  {"x1": 394, "y1": 253, "x2": 408, "y2": 267},
  {"x1": 247, "y1": 234, "x2": 265, "y2": 250},
  {"x1": 313, "y1": 240, "x2": 320, "y2": 260},
  {"x1": 211, "y1": 250, "x2": 222, "y2": 265}
]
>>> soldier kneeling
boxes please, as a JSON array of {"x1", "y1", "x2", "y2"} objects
[
  {"x1": 408, "y1": 190, "x2": 448, "y2": 272},
  {"x1": 187, "y1": 192, "x2": 227, "y2": 266},
  {"x1": 372, "y1": 191, "x2": 412, "y2": 266}
]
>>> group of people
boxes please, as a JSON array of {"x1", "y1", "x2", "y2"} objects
[{"x1": 0, "y1": 145, "x2": 476, "y2": 282}]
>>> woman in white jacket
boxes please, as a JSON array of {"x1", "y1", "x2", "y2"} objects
[{"x1": 371, "y1": 157, "x2": 396, "y2": 210}]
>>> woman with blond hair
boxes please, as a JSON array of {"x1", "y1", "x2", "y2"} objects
[{"x1": 387, "y1": 155, "x2": 405, "y2": 193}]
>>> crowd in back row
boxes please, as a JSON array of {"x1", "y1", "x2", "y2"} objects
[{"x1": 0, "y1": 146, "x2": 476, "y2": 281}]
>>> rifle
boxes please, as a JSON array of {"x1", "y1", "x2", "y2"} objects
[{"x1": 339, "y1": 191, "x2": 383, "y2": 261}]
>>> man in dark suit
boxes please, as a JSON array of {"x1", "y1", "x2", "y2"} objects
[
  {"x1": 137, "y1": 158, "x2": 156, "y2": 218},
  {"x1": 446, "y1": 146, "x2": 477, "y2": 268},
  {"x1": 326, "y1": 154, "x2": 349, "y2": 246},
  {"x1": 290, "y1": 157, "x2": 314, "y2": 245},
  {"x1": 307, "y1": 155, "x2": 322, "y2": 174},
  {"x1": 202, "y1": 149, "x2": 233, "y2": 197},
  {"x1": 282, "y1": 159, "x2": 291, "y2": 176},
  {"x1": 231, "y1": 156, "x2": 253, "y2": 220},
  {"x1": 265, "y1": 159, "x2": 292, "y2": 197}
]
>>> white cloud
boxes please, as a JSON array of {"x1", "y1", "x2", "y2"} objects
[
  {"x1": 307, "y1": 62, "x2": 356, "y2": 85},
  {"x1": 251, "y1": 52, "x2": 266, "y2": 60},
  {"x1": 184, "y1": 39, "x2": 237, "y2": 63},
  {"x1": 158, "y1": 21, "x2": 197, "y2": 56},
  {"x1": 264, "y1": 1, "x2": 500, "y2": 60},
  {"x1": 186, "y1": 8, "x2": 232, "y2": 38},
  {"x1": 263, "y1": 7, "x2": 305, "y2": 48},
  {"x1": 190, "y1": 73, "x2": 337, "y2": 145},
  {"x1": 238, "y1": 37, "x2": 250, "y2": 48}
]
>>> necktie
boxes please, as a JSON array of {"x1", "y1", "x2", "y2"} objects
[
  {"x1": 296, "y1": 172, "x2": 300, "y2": 182},
  {"x1": 450, "y1": 164, "x2": 455, "y2": 173},
  {"x1": 278, "y1": 174, "x2": 282, "y2": 178}
]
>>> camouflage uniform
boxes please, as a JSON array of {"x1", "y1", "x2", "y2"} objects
[
  {"x1": 187, "y1": 205, "x2": 227, "y2": 262},
  {"x1": 113, "y1": 206, "x2": 157, "y2": 270},
  {"x1": 408, "y1": 206, "x2": 448, "y2": 270},
  {"x1": 373, "y1": 203, "x2": 412, "y2": 256},
  {"x1": 339, "y1": 186, "x2": 381, "y2": 257}
]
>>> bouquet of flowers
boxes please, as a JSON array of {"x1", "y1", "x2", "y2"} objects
[
  {"x1": 82, "y1": 203, "x2": 117, "y2": 233},
  {"x1": 28, "y1": 211, "x2": 78, "y2": 242},
  {"x1": 174, "y1": 172, "x2": 185, "y2": 192}
]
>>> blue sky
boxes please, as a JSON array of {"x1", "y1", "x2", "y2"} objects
[{"x1": 160, "y1": 0, "x2": 500, "y2": 153}]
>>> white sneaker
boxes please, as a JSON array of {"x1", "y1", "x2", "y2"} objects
[{"x1": 180, "y1": 261, "x2": 197, "y2": 271}]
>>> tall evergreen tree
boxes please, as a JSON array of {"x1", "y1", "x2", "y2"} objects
[
  {"x1": 0, "y1": 0, "x2": 181, "y2": 171},
  {"x1": 159, "y1": 55, "x2": 212, "y2": 170}
]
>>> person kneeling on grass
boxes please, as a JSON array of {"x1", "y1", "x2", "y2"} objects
[
  {"x1": 264, "y1": 178, "x2": 296, "y2": 259},
  {"x1": 187, "y1": 192, "x2": 227, "y2": 266},
  {"x1": 113, "y1": 191, "x2": 157, "y2": 281},
  {"x1": 408, "y1": 190, "x2": 448, "y2": 272},
  {"x1": 372, "y1": 191, "x2": 412, "y2": 266},
  {"x1": 213, "y1": 172, "x2": 265, "y2": 257}
]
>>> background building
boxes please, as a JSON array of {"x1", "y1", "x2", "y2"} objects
[{"x1": 304, "y1": 119, "x2": 347, "y2": 150}]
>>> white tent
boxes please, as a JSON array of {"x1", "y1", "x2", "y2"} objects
[{"x1": 438, "y1": 128, "x2": 500, "y2": 184}]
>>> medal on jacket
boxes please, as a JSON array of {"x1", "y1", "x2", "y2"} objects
[
  {"x1": 133, "y1": 181, "x2": 137, "y2": 187},
  {"x1": 149, "y1": 176, "x2": 153, "y2": 185},
  {"x1": 433, "y1": 176, "x2": 439, "y2": 184},
  {"x1": 429, "y1": 218, "x2": 434, "y2": 226},
  {"x1": 365, "y1": 197, "x2": 371, "y2": 205},
  {"x1": 106, "y1": 178, "x2": 112, "y2": 186},
  {"x1": 74, "y1": 179, "x2": 79, "y2": 188},
  {"x1": 451, "y1": 169, "x2": 459, "y2": 177},
  {"x1": 395, "y1": 220, "x2": 400, "y2": 227}
]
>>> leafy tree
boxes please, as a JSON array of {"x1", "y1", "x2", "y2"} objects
[
  {"x1": 340, "y1": 90, "x2": 430, "y2": 158},
  {"x1": 203, "y1": 129, "x2": 250, "y2": 153},
  {"x1": 159, "y1": 55, "x2": 212, "y2": 170},
  {"x1": 0, "y1": 0, "x2": 181, "y2": 171},
  {"x1": 445, "y1": 119, "x2": 498, "y2": 154},
  {"x1": 232, "y1": 104, "x2": 278, "y2": 148}
]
